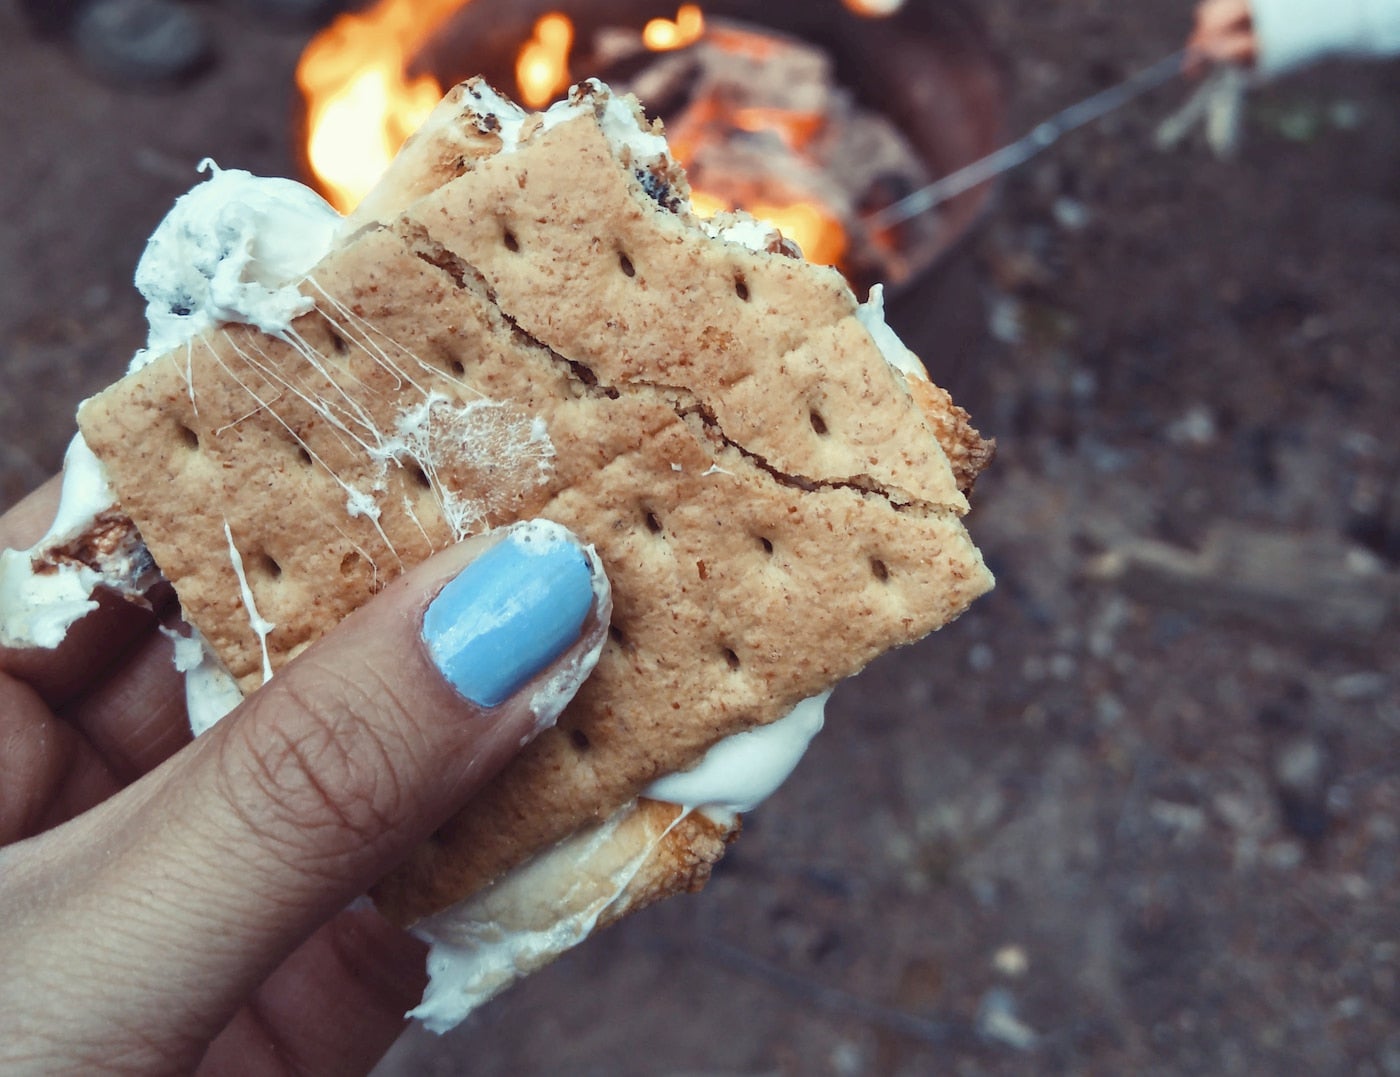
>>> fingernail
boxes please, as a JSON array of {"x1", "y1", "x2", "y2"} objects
[{"x1": 423, "y1": 522, "x2": 597, "y2": 708}]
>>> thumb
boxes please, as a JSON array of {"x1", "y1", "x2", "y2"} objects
[{"x1": 2, "y1": 519, "x2": 608, "y2": 1069}]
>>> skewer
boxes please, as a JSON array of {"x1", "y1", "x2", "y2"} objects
[{"x1": 865, "y1": 49, "x2": 1189, "y2": 229}]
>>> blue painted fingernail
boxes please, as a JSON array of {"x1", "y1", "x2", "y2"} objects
[{"x1": 423, "y1": 522, "x2": 596, "y2": 708}]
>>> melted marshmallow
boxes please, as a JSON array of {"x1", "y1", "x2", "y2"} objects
[
  {"x1": 0, "y1": 436, "x2": 116, "y2": 648},
  {"x1": 643, "y1": 692, "x2": 830, "y2": 812},
  {"x1": 133, "y1": 160, "x2": 340, "y2": 366},
  {"x1": 537, "y1": 79, "x2": 671, "y2": 165},
  {"x1": 702, "y1": 213, "x2": 782, "y2": 253},
  {"x1": 856, "y1": 284, "x2": 923, "y2": 377},
  {"x1": 409, "y1": 800, "x2": 671, "y2": 1033},
  {"x1": 409, "y1": 693, "x2": 829, "y2": 1031}
]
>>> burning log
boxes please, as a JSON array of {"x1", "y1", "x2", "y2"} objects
[{"x1": 594, "y1": 17, "x2": 943, "y2": 283}]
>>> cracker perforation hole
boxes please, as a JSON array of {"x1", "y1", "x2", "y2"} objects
[
  {"x1": 407, "y1": 462, "x2": 432, "y2": 490},
  {"x1": 296, "y1": 445, "x2": 313, "y2": 467},
  {"x1": 339, "y1": 551, "x2": 361, "y2": 576},
  {"x1": 809, "y1": 410, "x2": 829, "y2": 436},
  {"x1": 328, "y1": 329, "x2": 350, "y2": 355},
  {"x1": 570, "y1": 728, "x2": 591, "y2": 751},
  {"x1": 503, "y1": 228, "x2": 520, "y2": 252},
  {"x1": 257, "y1": 553, "x2": 282, "y2": 580},
  {"x1": 722, "y1": 647, "x2": 741, "y2": 671},
  {"x1": 449, "y1": 358, "x2": 466, "y2": 376},
  {"x1": 871, "y1": 558, "x2": 890, "y2": 582},
  {"x1": 735, "y1": 276, "x2": 750, "y2": 301},
  {"x1": 759, "y1": 536, "x2": 774, "y2": 555},
  {"x1": 609, "y1": 624, "x2": 628, "y2": 649},
  {"x1": 178, "y1": 423, "x2": 200, "y2": 451},
  {"x1": 619, "y1": 252, "x2": 636, "y2": 278},
  {"x1": 644, "y1": 511, "x2": 664, "y2": 535}
]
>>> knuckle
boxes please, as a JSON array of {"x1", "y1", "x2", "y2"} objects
[{"x1": 218, "y1": 663, "x2": 420, "y2": 868}]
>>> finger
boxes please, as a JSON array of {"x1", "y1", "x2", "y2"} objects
[
  {"x1": 59, "y1": 621, "x2": 190, "y2": 784},
  {"x1": 1193, "y1": 0, "x2": 1252, "y2": 35},
  {"x1": 199, "y1": 906, "x2": 427, "y2": 1077},
  {"x1": 0, "y1": 671, "x2": 118, "y2": 844},
  {"x1": 0, "y1": 587, "x2": 167, "y2": 711},
  {"x1": 0, "y1": 521, "x2": 609, "y2": 1074},
  {"x1": 2, "y1": 614, "x2": 187, "y2": 845}
]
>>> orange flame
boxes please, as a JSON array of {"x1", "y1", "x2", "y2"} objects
[
  {"x1": 296, "y1": 0, "x2": 466, "y2": 213},
  {"x1": 643, "y1": 4, "x2": 704, "y2": 51},
  {"x1": 842, "y1": 0, "x2": 906, "y2": 15},
  {"x1": 517, "y1": 13, "x2": 574, "y2": 109}
]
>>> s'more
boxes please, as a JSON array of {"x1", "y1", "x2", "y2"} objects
[{"x1": 12, "y1": 77, "x2": 992, "y2": 1030}]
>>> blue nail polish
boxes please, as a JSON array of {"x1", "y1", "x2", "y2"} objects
[{"x1": 423, "y1": 524, "x2": 595, "y2": 708}]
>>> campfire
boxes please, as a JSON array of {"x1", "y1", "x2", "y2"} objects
[{"x1": 296, "y1": 0, "x2": 1005, "y2": 294}]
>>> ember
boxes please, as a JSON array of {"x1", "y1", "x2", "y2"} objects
[
  {"x1": 517, "y1": 13, "x2": 573, "y2": 108},
  {"x1": 642, "y1": 3, "x2": 704, "y2": 51},
  {"x1": 599, "y1": 16, "x2": 941, "y2": 283}
]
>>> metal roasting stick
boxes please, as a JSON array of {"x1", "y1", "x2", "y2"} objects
[{"x1": 865, "y1": 49, "x2": 1189, "y2": 229}]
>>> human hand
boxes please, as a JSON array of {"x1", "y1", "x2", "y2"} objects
[
  {"x1": 1187, "y1": 0, "x2": 1259, "y2": 73},
  {"x1": 0, "y1": 476, "x2": 608, "y2": 1074}
]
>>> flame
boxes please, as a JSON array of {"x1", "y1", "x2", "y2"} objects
[
  {"x1": 688, "y1": 191, "x2": 729, "y2": 219},
  {"x1": 296, "y1": 0, "x2": 466, "y2": 213},
  {"x1": 298, "y1": 1, "x2": 849, "y2": 273},
  {"x1": 643, "y1": 4, "x2": 704, "y2": 51},
  {"x1": 517, "y1": 13, "x2": 574, "y2": 109},
  {"x1": 842, "y1": 0, "x2": 906, "y2": 15}
]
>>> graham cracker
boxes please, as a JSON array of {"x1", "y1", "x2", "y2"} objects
[{"x1": 77, "y1": 82, "x2": 992, "y2": 926}]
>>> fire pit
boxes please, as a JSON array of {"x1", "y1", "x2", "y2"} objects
[{"x1": 297, "y1": 0, "x2": 1006, "y2": 362}]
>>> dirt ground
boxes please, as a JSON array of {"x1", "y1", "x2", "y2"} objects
[{"x1": 4, "y1": 0, "x2": 1399, "y2": 1073}]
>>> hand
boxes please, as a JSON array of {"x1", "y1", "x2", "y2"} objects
[
  {"x1": 0, "y1": 476, "x2": 608, "y2": 1074},
  {"x1": 1187, "y1": 0, "x2": 1259, "y2": 73}
]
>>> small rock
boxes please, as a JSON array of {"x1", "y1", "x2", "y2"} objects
[
  {"x1": 1149, "y1": 799, "x2": 1207, "y2": 842},
  {"x1": 1331, "y1": 672, "x2": 1389, "y2": 701},
  {"x1": 968, "y1": 642, "x2": 995, "y2": 672},
  {"x1": 987, "y1": 294, "x2": 1024, "y2": 345},
  {"x1": 1048, "y1": 653, "x2": 1077, "y2": 680},
  {"x1": 830, "y1": 1041, "x2": 866, "y2": 1077},
  {"x1": 1052, "y1": 196, "x2": 1091, "y2": 231},
  {"x1": 1095, "y1": 693, "x2": 1125, "y2": 728},
  {"x1": 1335, "y1": 996, "x2": 1366, "y2": 1020},
  {"x1": 991, "y1": 944, "x2": 1029, "y2": 978},
  {"x1": 1264, "y1": 840, "x2": 1305, "y2": 871},
  {"x1": 976, "y1": 988, "x2": 1038, "y2": 1051},
  {"x1": 1274, "y1": 736, "x2": 1334, "y2": 842},
  {"x1": 1165, "y1": 404, "x2": 1218, "y2": 446}
]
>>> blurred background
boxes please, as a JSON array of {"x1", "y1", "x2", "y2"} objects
[{"x1": 3, "y1": 0, "x2": 1399, "y2": 1072}]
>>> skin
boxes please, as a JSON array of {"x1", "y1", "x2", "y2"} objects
[
  {"x1": 0, "y1": 476, "x2": 607, "y2": 1075},
  {"x1": 1188, "y1": 0, "x2": 1259, "y2": 71}
]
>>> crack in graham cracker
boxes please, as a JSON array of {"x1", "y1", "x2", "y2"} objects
[
  {"x1": 406, "y1": 226, "x2": 928, "y2": 510},
  {"x1": 78, "y1": 111, "x2": 992, "y2": 925}
]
